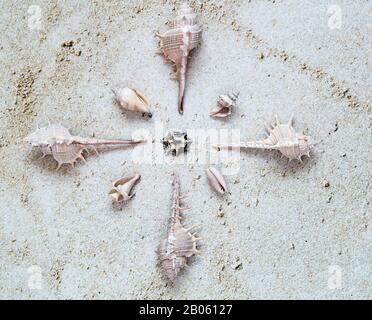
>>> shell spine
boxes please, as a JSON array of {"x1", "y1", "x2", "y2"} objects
[
  {"x1": 156, "y1": 3, "x2": 202, "y2": 114},
  {"x1": 24, "y1": 124, "x2": 145, "y2": 169},
  {"x1": 216, "y1": 116, "x2": 313, "y2": 161},
  {"x1": 157, "y1": 174, "x2": 200, "y2": 282}
]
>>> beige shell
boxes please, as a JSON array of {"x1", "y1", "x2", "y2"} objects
[
  {"x1": 216, "y1": 116, "x2": 313, "y2": 161},
  {"x1": 210, "y1": 92, "x2": 239, "y2": 118},
  {"x1": 24, "y1": 124, "x2": 145, "y2": 169},
  {"x1": 206, "y1": 167, "x2": 227, "y2": 194},
  {"x1": 162, "y1": 130, "x2": 191, "y2": 156},
  {"x1": 157, "y1": 174, "x2": 200, "y2": 282},
  {"x1": 113, "y1": 87, "x2": 152, "y2": 117},
  {"x1": 108, "y1": 174, "x2": 141, "y2": 202},
  {"x1": 156, "y1": 3, "x2": 202, "y2": 114}
]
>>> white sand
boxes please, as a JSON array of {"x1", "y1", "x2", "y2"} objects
[{"x1": 0, "y1": 0, "x2": 370, "y2": 299}]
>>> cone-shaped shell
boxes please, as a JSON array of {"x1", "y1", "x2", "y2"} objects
[
  {"x1": 206, "y1": 167, "x2": 227, "y2": 194},
  {"x1": 109, "y1": 174, "x2": 141, "y2": 202},
  {"x1": 113, "y1": 87, "x2": 152, "y2": 117}
]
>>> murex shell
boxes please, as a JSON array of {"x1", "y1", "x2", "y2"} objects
[
  {"x1": 157, "y1": 174, "x2": 200, "y2": 282},
  {"x1": 109, "y1": 174, "x2": 141, "y2": 202},
  {"x1": 162, "y1": 130, "x2": 191, "y2": 156},
  {"x1": 156, "y1": 3, "x2": 202, "y2": 114},
  {"x1": 210, "y1": 92, "x2": 239, "y2": 118},
  {"x1": 24, "y1": 124, "x2": 145, "y2": 169},
  {"x1": 216, "y1": 116, "x2": 313, "y2": 161},
  {"x1": 113, "y1": 87, "x2": 152, "y2": 117}
]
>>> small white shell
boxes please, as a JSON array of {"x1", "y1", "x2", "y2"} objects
[
  {"x1": 210, "y1": 92, "x2": 239, "y2": 118},
  {"x1": 162, "y1": 130, "x2": 191, "y2": 156},
  {"x1": 109, "y1": 174, "x2": 141, "y2": 202},
  {"x1": 206, "y1": 167, "x2": 227, "y2": 195},
  {"x1": 113, "y1": 87, "x2": 152, "y2": 117}
]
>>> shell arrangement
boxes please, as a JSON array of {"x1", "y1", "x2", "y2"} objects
[
  {"x1": 157, "y1": 174, "x2": 200, "y2": 282},
  {"x1": 24, "y1": 2, "x2": 315, "y2": 282},
  {"x1": 156, "y1": 3, "x2": 202, "y2": 114}
]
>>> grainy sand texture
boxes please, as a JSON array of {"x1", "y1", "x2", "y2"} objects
[{"x1": 0, "y1": 0, "x2": 371, "y2": 299}]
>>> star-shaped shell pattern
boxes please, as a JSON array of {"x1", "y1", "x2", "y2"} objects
[{"x1": 20, "y1": 0, "x2": 319, "y2": 286}]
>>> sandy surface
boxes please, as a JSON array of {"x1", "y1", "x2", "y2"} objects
[{"x1": 0, "y1": 0, "x2": 371, "y2": 299}]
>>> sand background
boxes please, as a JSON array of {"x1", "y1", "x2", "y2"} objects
[{"x1": 0, "y1": 0, "x2": 370, "y2": 299}]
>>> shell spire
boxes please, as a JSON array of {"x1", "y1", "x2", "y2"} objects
[
  {"x1": 215, "y1": 116, "x2": 313, "y2": 162},
  {"x1": 24, "y1": 124, "x2": 145, "y2": 169},
  {"x1": 157, "y1": 174, "x2": 200, "y2": 282},
  {"x1": 156, "y1": 3, "x2": 202, "y2": 114}
]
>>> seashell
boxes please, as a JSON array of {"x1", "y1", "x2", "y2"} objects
[
  {"x1": 206, "y1": 167, "x2": 227, "y2": 195},
  {"x1": 162, "y1": 130, "x2": 191, "y2": 156},
  {"x1": 215, "y1": 115, "x2": 313, "y2": 162},
  {"x1": 108, "y1": 174, "x2": 141, "y2": 202},
  {"x1": 24, "y1": 124, "x2": 145, "y2": 169},
  {"x1": 210, "y1": 92, "x2": 239, "y2": 118},
  {"x1": 156, "y1": 3, "x2": 202, "y2": 114},
  {"x1": 113, "y1": 87, "x2": 152, "y2": 117},
  {"x1": 157, "y1": 174, "x2": 200, "y2": 282}
]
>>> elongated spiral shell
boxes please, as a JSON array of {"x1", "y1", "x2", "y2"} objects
[
  {"x1": 156, "y1": 3, "x2": 202, "y2": 114},
  {"x1": 24, "y1": 124, "x2": 145, "y2": 169},
  {"x1": 216, "y1": 116, "x2": 313, "y2": 161},
  {"x1": 157, "y1": 175, "x2": 200, "y2": 282}
]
